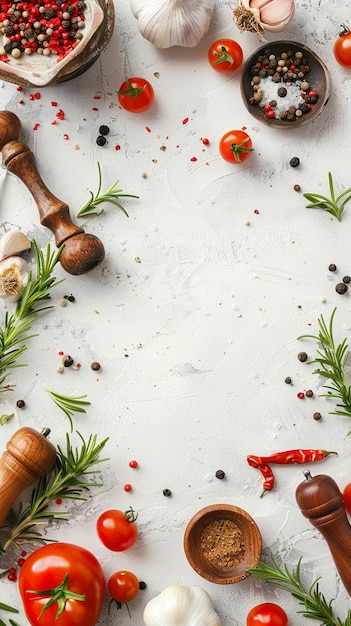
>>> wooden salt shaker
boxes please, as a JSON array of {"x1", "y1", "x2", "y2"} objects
[
  {"x1": 0, "y1": 427, "x2": 57, "y2": 527},
  {"x1": 295, "y1": 470, "x2": 351, "y2": 596}
]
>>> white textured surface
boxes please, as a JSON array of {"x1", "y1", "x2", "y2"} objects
[{"x1": 1, "y1": 0, "x2": 351, "y2": 624}]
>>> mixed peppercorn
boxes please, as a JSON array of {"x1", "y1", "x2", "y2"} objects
[
  {"x1": 0, "y1": 0, "x2": 86, "y2": 61},
  {"x1": 249, "y1": 48, "x2": 319, "y2": 121}
]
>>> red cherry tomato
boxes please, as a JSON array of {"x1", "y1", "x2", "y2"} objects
[
  {"x1": 18, "y1": 543, "x2": 105, "y2": 626},
  {"x1": 247, "y1": 603, "x2": 288, "y2": 626},
  {"x1": 108, "y1": 570, "x2": 139, "y2": 603},
  {"x1": 343, "y1": 482, "x2": 351, "y2": 514},
  {"x1": 117, "y1": 77, "x2": 154, "y2": 113},
  {"x1": 334, "y1": 25, "x2": 351, "y2": 68},
  {"x1": 96, "y1": 508, "x2": 138, "y2": 551},
  {"x1": 219, "y1": 129, "x2": 253, "y2": 164},
  {"x1": 208, "y1": 38, "x2": 243, "y2": 73}
]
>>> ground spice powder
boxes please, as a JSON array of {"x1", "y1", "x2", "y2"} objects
[{"x1": 200, "y1": 519, "x2": 245, "y2": 567}]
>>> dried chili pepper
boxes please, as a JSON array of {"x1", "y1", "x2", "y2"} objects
[
  {"x1": 247, "y1": 449, "x2": 337, "y2": 468},
  {"x1": 256, "y1": 464, "x2": 274, "y2": 497}
]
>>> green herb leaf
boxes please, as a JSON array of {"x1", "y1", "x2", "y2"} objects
[
  {"x1": 298, "y1": 307, "x2": 351, "y2": 428},
  {"x1": 303, "y1": 172, "x2": 351, "y2": 221},
  {"x1": 249, "y1": 556, "x2": 347, "y2": 626},
  {"x1": 46, "y1": 390, "x2": 90, "y2": 432},
  {"x1": 0, "y1": 242, "x2": 64, "y2": 392},
  {"x1": 77, "y1": 162, "x2": 138, "y2": 218},
  {"x1": 0, "y1": 413, "x2": 14, "y2": 426},
  {"x1": 0, "y1": 432, "x2": 108, "y2": 552}
]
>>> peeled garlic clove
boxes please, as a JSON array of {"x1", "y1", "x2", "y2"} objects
[
  {"x1": 0, "y1": 230, "x2": 31, "y2": 262},
  {"x1": 0, "y1": 256, "x2": 28, "y2": 302},
  {"x1": 131, "y1": 0, "x2": 215, "y2": 48}
]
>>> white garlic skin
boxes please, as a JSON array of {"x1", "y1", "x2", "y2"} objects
[
  {"x1": 131, "y1": 0, "x2": 216, "y2": 48},
  {"x1": 0, "y1": 230, "x2": 31, "y2": 262},
  {"x1": 0, "y1": 256, "x2": 29, "y2": 302},
  {"x1": 143, "y1": 585, "x2": 222, "y2": 626},
  {"x1": 250, "y1": 0, "x2": 295, "y2": 32}
]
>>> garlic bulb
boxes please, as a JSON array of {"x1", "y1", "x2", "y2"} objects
[
  {"x1": 0, "y1": 230, "x2": 31, "y2": 262},
  {"x1": 233, "y1": 0, "x2": 295, "y2": 41},
  {"x1": 0, "y1": 256, "x2": 29, "y2": 302},
  {"x1": 130, "y1": 0, "x2": 215, "y2": 48},
  {"x1": 143, "y1": 585, "x2": 222, "y2": 626}
]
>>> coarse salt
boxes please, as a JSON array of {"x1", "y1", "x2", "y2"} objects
[{"x1": 256, "y1": 76, "x2": 305, "y2": 115}]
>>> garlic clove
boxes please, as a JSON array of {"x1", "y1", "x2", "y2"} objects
[
  {"x1": 260, "y1": 0, "x2": 294, "y2": 26},
  {"x1": 131, "y1": 0, "x2": 215, "y2": 48},
  {"x1": 0, "y1": 256, "x2": 29, "y2": 302},
  {"x1": 0, "y1": 230, "x2": 31, "y2": 263}
]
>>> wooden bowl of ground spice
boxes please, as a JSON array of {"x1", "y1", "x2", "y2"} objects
[
  {"x1": 183, "y1": 504, "x2": 262, "y2": 584},
  {"x1": 240, "y1": 41, "x2": 331, "y2": 128}
]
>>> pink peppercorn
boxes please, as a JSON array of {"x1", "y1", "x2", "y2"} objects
[
  {"x1": 124, "y1": 484, "x2": 132, "y2": 492},
  {"x1": 129, "y1": 460, "x2": 138, "y2": 468},
  {"x1": 297, "y1": 392, "x2": 305, "y2": 399}
]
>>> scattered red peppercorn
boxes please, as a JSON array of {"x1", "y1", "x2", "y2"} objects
[
  {"x1": 124, "y1": 483, "x2": 132, "y2": 492},
  {"x1": 129, "y1": 460, "x2": 138, "y2": 468},
  {"x1": 17, "y1": 558, "x2": 25, "y2": 566},
  {"x1": 297, "y1": 392, "x2": 305, "y2": 399},
  {"x1": 202, "y1": 138, "x2": 210, "y2": 145},
  {"x1": 56, "y1": 498, "x2": 63, "y2": 505}
]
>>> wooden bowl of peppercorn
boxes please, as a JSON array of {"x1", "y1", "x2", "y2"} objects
[
  {"x1": 0, "y1": 0, "x2": 114, "y2": 87},
  {"x1": 240, "y1": 41, "x2": 331, "y2": 128},
  {"x1": 183, "y1": 504, "x2": 262, "y2": 584}
]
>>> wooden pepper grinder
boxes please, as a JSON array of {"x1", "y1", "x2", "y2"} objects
[
  {"x1": 296, "y1": 470, "x2": 351, "y2": 596},
  {"x1": 0, "y1": 427, "x2": 57, "y2": 528},
  {"x1": 0, "y1": 110, "x2": 105, "y2": 275}
]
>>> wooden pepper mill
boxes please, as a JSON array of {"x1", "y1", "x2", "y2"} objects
[
  {"x1": 0, "y1": 427, "x2": 57, "y2": 528},
  {"x1": 296, "y1": 470, "x2": 351, "y2": 596},
  {"x1": 0, "y1": 110, "x2": 105, "y2": 275}
]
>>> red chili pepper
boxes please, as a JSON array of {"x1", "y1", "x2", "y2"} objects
[
  {"x1": 247, "y1": 448, "x2": 337, "y2": 468},
  {"x1": 257, "y1": 464, "x2": 274, "y2": 497}
]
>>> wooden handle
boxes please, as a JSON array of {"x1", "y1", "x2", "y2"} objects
[
  {"x1": 296, "y1": 471, "x2": 351, "y2": 596},
  {"x1": 0, "y1": 427, "x2": 57, "y2": 528},
  {"x1": 0, "y1": 110, "x2": 105, "y2": 275}
]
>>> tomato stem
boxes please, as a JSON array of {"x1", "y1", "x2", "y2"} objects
[
  {"x1": 27, "y1": 572, "x2": 86, "y2": 619},
  {"x1": 339, "y1": 23, "x2": 350, "y2": 36},
  {"x1": 230, "y1": 137, "x2": 254, "y2": 162},
  {"x1": 117, "y1": 79, "x2": 145, "y2": 99},
  {"x1": 212, "y1": 45, "x2": 235, "y2": 67},
  {"x1": 124, "y1": 506, "x2": 138, "y2": 523}
]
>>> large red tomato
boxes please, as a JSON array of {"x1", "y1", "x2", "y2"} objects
[
  {"x1": 247, "y1": 603, "x2": 289, "y2": 626},
  {"x1": 18, "y1": 543, "x2": 105, "y2": 626},
  {"x1": 96, "y1": 508, "x2": 138, "y2": 551},
  {"x1": 334, "y1": 25, "x2": 351, "y2": 68}
]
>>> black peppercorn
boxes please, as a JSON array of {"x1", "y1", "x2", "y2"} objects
[
  {"x1": 284, "y1": 376, "x2": 292, "y2": 384},
  {"x1": 289, "y1": 157, "x2": 300, "y2": 168},
  {"x1": 305, "y1": 389, "x2": 314, "y2": 397},
  {"x1": 67, "y1": 294, "x2": 75, "y2": 302},
  {"x1": 277, "y1": 86, "x2": 287, "y2": 97},
  {"x1": 328, "y1": 263, "x2": 337, "y2": 272},
  {"x1": 163, "y1": 488, "x2": 172, "y2": 497},
  {"x1": 343, "y1": 276, "x2": 351, "y2": 284},
  {"x1": 294, "y1": 184, "x2": 301, "y2": 192},
  {"x1": 297, "y1": 351, "x2": 308, "y2": 362},
  {"x1": 99, "y1": 125, "x2": 110, "y2": 136},
  {"x1": 91, "y1": 361, "x2": 101, "y2": 371},
  {"x1": 336, "y1": 282, "x2": 348, "y2": 294},
  {"x1": 313, "y1": 412, "x2": 322, "y2": 421},
  {"x1": 96, "y1": 135, "x2": 106, "y2": 146},
  {"x1": 62, "y1": 354, "x2": 74, "y2": 367},
  {"x1": 16, "y1": 399, "x2": 25, "y2": 408},
  {"x1": 139, "y1": 581, "x2": 147, "y2": 590},
  {"x1": 215, "y1": 469, "x2": 225, "y2": 479}
]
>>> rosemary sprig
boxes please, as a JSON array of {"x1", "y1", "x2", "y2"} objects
[
  {"x1": 298, "y1": 307, "x2": 351, "y2": 423},
  {"x1": 0, "y1": 432, "x2": 108, "y2": 553},
  {"x1": 249, "y1": 556, "x2": 351, "y2": 626},
  {"x1": 0, "y1": 601, "x2": 20, "y2": 626},
  {"x1": 303, "y1": 172, "x2": 351, "y2": 221},
  {"x1": 0, "y1": 242, "x2": 64, "y2": 392},
  {"x1": 46, "y1": 390, "x2": 90, "y2": 432},
  {"x1": 77, "y1": 162, "x2": 138, "y2": 218}
]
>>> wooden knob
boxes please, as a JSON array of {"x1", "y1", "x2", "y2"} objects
[
  {"x1": 0, "y1": 427, "x2": 57, "y2": 528},
  {"x1": 0, "y1": 110, "x2": 105, "y2": 276},
  {"x1": 296, "y1": 471, "x2": 351, "y2": 596}
]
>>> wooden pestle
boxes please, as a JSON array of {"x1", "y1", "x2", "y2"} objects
[
  {"x1": 0, "y1": 110, "x2": 105, "y2": 275},
  {"x1": 296, "y1": 470, "x2": 351, "y2": 596},
  {"x1": 0, "y1": 427, "x2": 57, "y2": 528}
]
